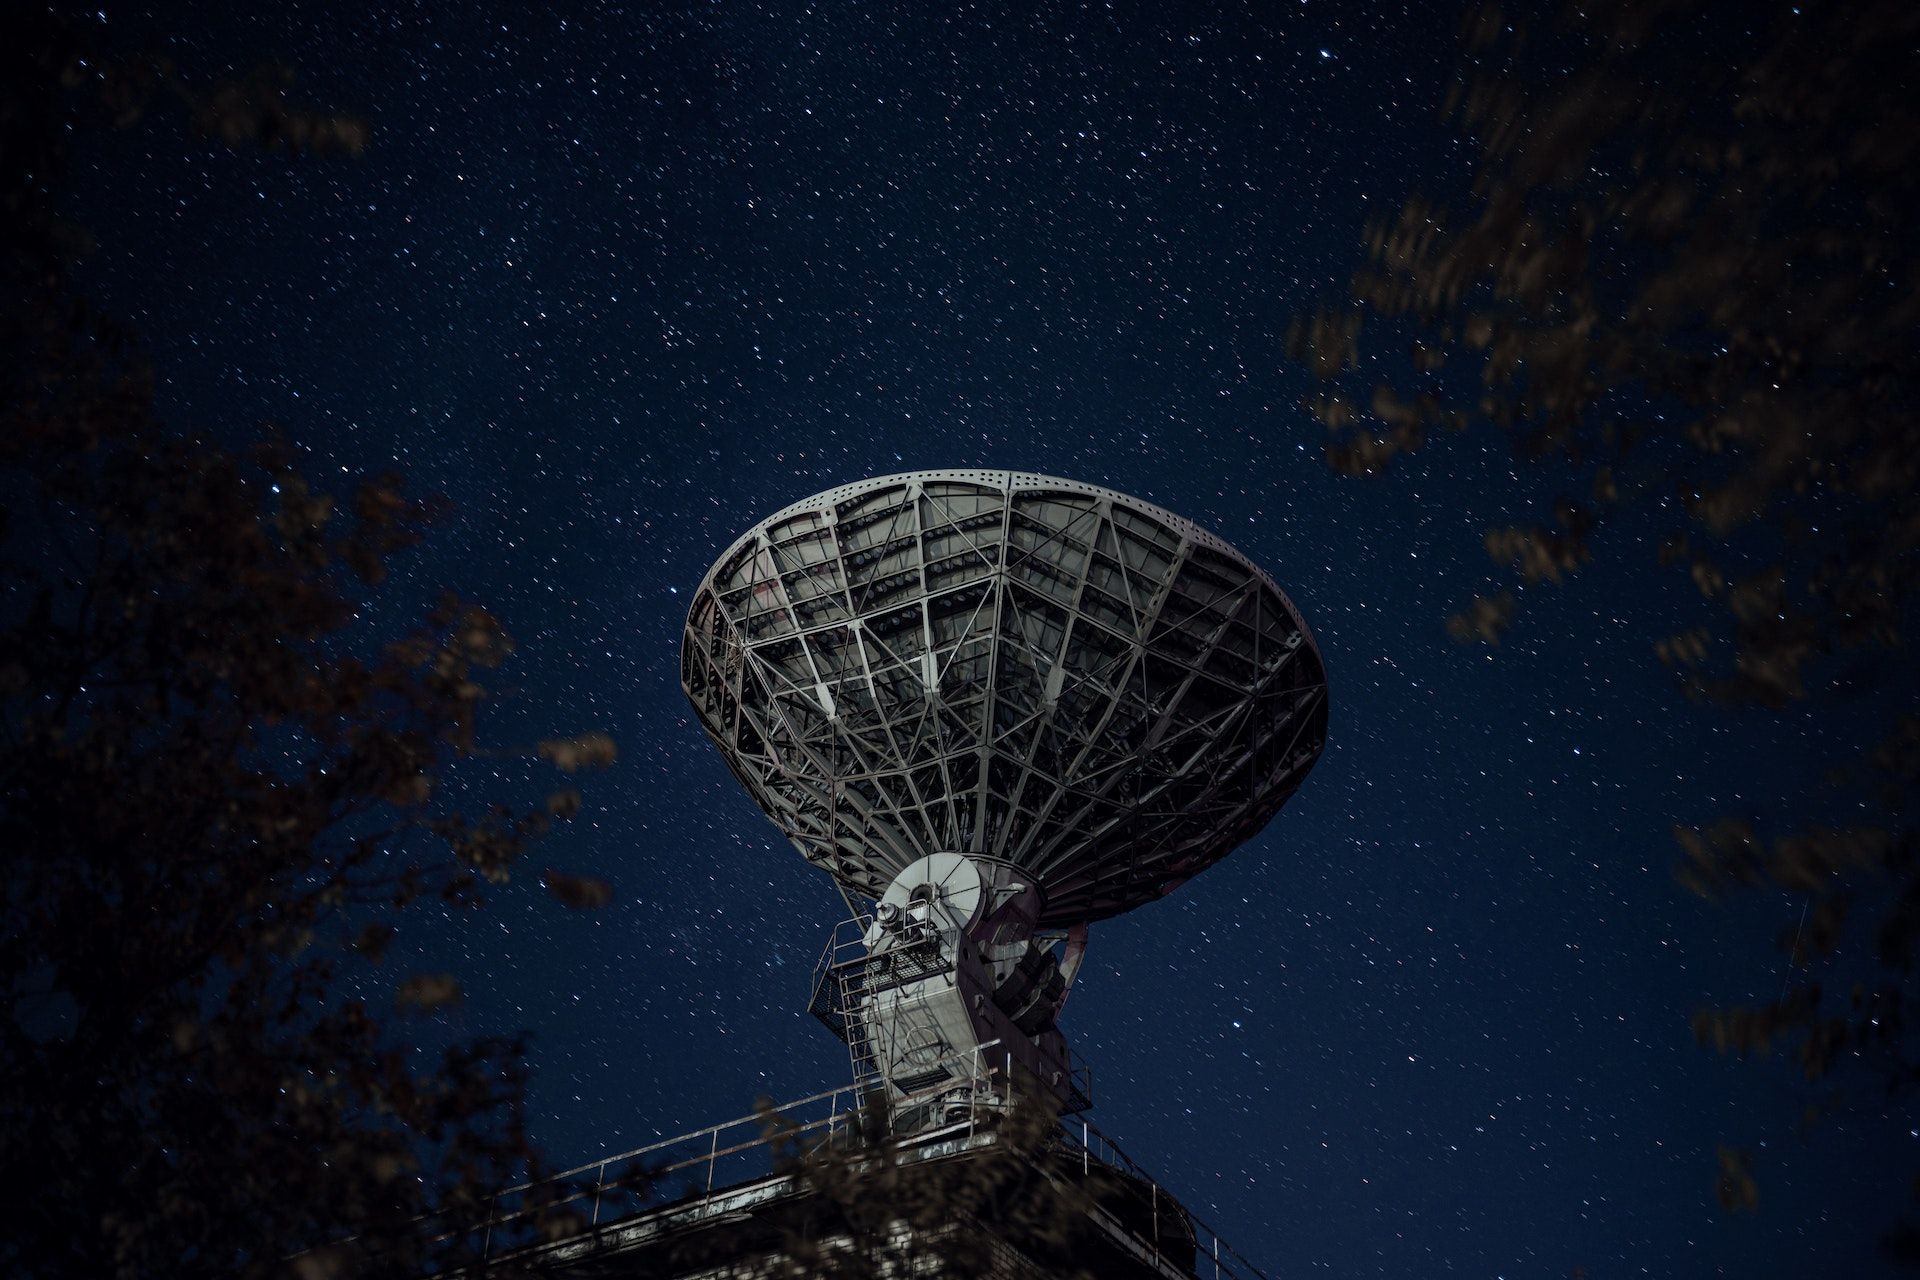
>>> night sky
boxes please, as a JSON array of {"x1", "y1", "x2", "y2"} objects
[{"x1": 65, "y1": 1, "x2": 1904, "y2": 1274}]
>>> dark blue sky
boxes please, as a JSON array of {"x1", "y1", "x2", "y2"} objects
[{"x1": 70, "y1": 0, "x2": 1902, "y2": 1274}]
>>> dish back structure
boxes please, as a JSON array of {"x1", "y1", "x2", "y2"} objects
[{"x1": 681, "y1": 470, "x2": 1328, "y2": 929}]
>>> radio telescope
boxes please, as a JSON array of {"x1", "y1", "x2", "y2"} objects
[{"x1": 682, "y1": 470, "x2": 1327, "y2": 1118}]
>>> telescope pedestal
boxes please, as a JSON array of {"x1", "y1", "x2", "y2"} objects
[{"x1": 809, "y1": 852, "x2": 1089, "y2": 1126}]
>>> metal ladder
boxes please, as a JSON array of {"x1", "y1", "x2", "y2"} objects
[{"x1": 809, "y1": 918, "x2": 954, "y2": 1095}]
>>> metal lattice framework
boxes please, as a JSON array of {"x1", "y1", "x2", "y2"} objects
[{"x1": 681, "y1": 470, "x2": 1329, "y2": 927}]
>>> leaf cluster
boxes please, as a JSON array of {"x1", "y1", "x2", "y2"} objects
[
  {"x1": 745, "y1": 1094, "x2": 1099, "y2": 1280},
  {"x1": 1289, "y1": 0, "x2": 1920, "y2": 1247},
  {"x1": 1, "y1": 15, "x2": 613, "y2": 1278},
  {"x1": 1292, "y1": 0, "x2": 1918, "y2": 704}
]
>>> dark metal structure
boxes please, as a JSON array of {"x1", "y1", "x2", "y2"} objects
[
  {"x1": 682, "y1": 470, "x2": 1328, "y2": 1113},
  {"x1": 454, "y1": 1044, "x2": 1271, "y2": 1279},
  {"x1": 682, "y1": 469, "x2": 1328, "y2": 927},
  {"x1": 440, "y1": 471, "x2": 1326, "y2": 1278}
]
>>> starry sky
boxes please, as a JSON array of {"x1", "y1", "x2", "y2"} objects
[{"x1": 64, "y1": 0, "x2": 1905, "y2": 1274}]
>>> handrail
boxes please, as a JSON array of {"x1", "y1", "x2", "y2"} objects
[
  {"x1": 444, "y1": 1044, "x2": 1268, "y2": 1280},
  {"x1": 438, "y1": 1038, "x2": 1015, "y2": 1257},
  {"x1": 1057, "y1": 1114, "x2": 1272, "y2": 1280}
]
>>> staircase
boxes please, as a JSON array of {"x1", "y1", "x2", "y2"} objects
[{"x1": 807, "y1": 916, "x2": 950, "y2": 1091}]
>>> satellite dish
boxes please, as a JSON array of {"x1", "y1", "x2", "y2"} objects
[{"x1": 682, "y1": 470, "x2": 1329, "y2": 1113}]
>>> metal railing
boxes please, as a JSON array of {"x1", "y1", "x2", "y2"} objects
[
  {"x1": 439, "y1": 1039, "x2": 1008, "y2": 1265},
  {"x1": 1054, "y1": 1116, "x2": 1273, "y2": 1280},
  {"x1": 442, "y1": 1042, "x2": 1267, "y2": 1280}
]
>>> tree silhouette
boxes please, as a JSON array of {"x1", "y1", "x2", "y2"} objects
[
  {"x1": 1, "y1": 17, "x2": 612, "y2": 1278},
  {"x1": 754, "y1": 1093, "x2": 1098, "y2": 1280},
  {"x1": 1290, "y1": 0, "x2": 1919, "y2": 1255}
]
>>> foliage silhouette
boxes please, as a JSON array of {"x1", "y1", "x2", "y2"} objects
[
  {"x1": 751, "y1": 1091, "x2": 1100, "y2": 1280},
  {"x1": 1290, "y1": 0, "x2": 1919, "y2": 1255},
  {"x1": 1, "y1": 16, "x2": 612, "y2": 1278}
]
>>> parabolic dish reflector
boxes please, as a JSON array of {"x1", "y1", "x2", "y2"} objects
[{"x1": 681, "y1": 470, "x2": 1328, "y2": 927}]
